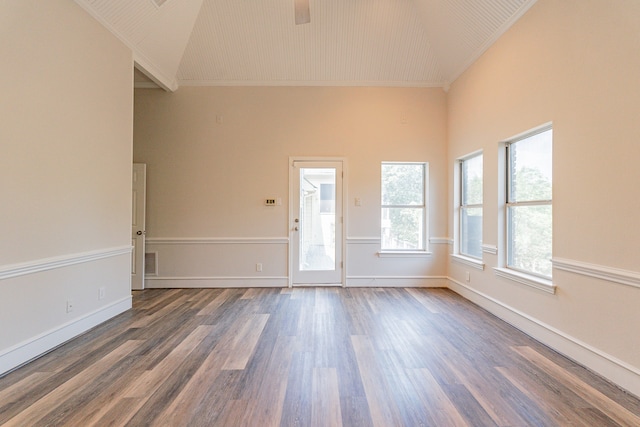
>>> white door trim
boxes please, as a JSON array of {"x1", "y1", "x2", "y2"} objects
[
  {"x1": 132, "y1": 163, "x2": 146, "y2": 290},
  {"x1": 288, "y1": 157, "x2": 347, "y2": 287}
]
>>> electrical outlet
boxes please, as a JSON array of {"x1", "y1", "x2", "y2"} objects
[
  {"x1": 98, "y1": 287, "x2": 106, "y2": 300},
  {"x1": 66, "y1": 299, "x2": 74, "y2": 313},
  {"x1": 265, "y1": 198, "x2": 276, "y2": 206},
  {"x1": 465, "y1": 271, "x2": 470, "y2": 282},
  {"x1": 256, "y1": 263, "x2": 263, "y2": 272}
]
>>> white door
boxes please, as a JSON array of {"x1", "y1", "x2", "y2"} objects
[
  {"x1": 291, "y1": 160, "x2": 343, "y2": 285},
  {"x1": 131, "y1": 163, "x2": 146, "y2": 290}
]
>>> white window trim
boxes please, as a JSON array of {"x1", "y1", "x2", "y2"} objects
[
  {"x1": 457, "y1": 151, "x2": 483, "y2": 261},
  {"x1": 451, "y1": 253, "x2": 485, "y2": 270},
  {"x1": 380, "y1": 162, "x2": 429, "y2": 252},
  {"x1": 494, "y1": 267, "x2": 556, "y2": 294},
  {"x1": 497, "y1": 123, "x2": 554, "y2": 290}
]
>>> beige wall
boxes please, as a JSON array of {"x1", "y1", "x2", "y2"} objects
[
  {"x1": 447, "y1": 0, "x2": 640, "y2": 396},
  {"x1": 0, "y1": 0, "x2": 133, "y2": 373},
  {"x1": 134, "y1": 86, "x2": 449, "y2": 287}
]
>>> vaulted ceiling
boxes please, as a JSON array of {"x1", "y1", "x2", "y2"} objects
[{"x1": 76, "y1": 0, "x2": 537, "y2": 91}]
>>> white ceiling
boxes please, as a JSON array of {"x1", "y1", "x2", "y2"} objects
[{"x1": 75, "y1": 0, "x2": 537, "y2": 91}]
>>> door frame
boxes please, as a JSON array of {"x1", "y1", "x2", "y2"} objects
[
  {"x1": 132, "y1": 163, "x2": 146, "y2": 290},
  {"x1": 288, "y1": 157, "x2": 347, "y2": 287}
]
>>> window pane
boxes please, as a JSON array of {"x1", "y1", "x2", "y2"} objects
[
  {"x1": 507, "y1": 205, "x2": 552, "y2": 277},
  {"x1": 461, "y1": 207, "x2": 482, "y2": 259},
  {"x1": 381, "y1": 207, "x2": 423, "y2": 250},
  {"x1": 381, "y1": 164, "x2": 424, "y2": 206},
  {"x1": 462, "y1": 155, "x2": 483, "y2": 205},
  {"x1": 509, "y1": 129, "x2": 552, "y2": 202}
]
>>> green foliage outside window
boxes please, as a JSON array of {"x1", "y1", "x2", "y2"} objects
[
  {"x1": 507, "y1": 128, "x2": 553, "y2": 278},
  {"x1": 509, "y1": 167, "x2": 552, "y2": 277},
  {"x1": 381, "y1": 163, "x2": 425, "y2": 250}
]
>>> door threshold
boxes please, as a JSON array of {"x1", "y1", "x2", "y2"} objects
[{"x1": 292, "y1": 283, "x2": 344, "y2": 287}]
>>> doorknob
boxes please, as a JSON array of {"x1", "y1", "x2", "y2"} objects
[
  {"x1": 136, "y1": 231, "x2": 143, "y2": 235},
  {"x1": 294, "y1": 226, "x2": 299, "y2": 231},
  {"x1": 294, "y1": 218, "x2": 299, "y2": 223}
]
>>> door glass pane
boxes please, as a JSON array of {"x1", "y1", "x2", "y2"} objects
[{"x1": 300, "y1": 168, "x2": 336, "y2": 271}]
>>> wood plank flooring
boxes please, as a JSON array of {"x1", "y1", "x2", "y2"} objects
[{"x1": 1, "y1": 287, "x2": 639, "y2": 426}]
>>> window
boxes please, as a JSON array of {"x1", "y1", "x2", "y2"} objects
[
  {"x1": 381, "y1": 163, "x2": 427, "y2": 251},
  {"x1": 459, "y1": 153, "x2": 483, "y2": 259},
  {"x1": 506, "y1": 127, "x2": 552, "y2": 278}
]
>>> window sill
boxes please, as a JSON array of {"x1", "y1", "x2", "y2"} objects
[
  {"x1": 493, "y1": 267, "x2": 556, "y2": 294},
  {"x1": 451, "y1": 254, "x2": 485, "y2": 270},
  {"x1": 377, "y1": 251, "x2": 432, "y2": 258}
]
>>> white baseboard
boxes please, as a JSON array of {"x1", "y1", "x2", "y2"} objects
[
  {"x1": 145, "y1": 276, "x2": 288, "y2": 288},
  {"x1": 146, "y1": 237, "x2": 289, "y2": 245},
  {"x1": 146, "y1": 276, "x2": 449, "y2": 289},
  {"x1": 346, "y1": 276, "x2": 448, "y2": 287},
  {"x1": 447, "y1": 278, "x2": 640, "y2": 399},
  {"x1": 0, "y1": 296, "x2": 132, "y2": 376}
]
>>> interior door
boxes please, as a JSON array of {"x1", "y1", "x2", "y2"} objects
[
  {"x1": 291, "y1": 161, "x2": 343, "y2": 285},
  {"x1": 131, "y1": 163, "x2": 146, "y2": 290}
]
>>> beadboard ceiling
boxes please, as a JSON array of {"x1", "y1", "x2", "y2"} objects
[{"x1": 75, "y1": 0, "x2": 537, "y2": 91}]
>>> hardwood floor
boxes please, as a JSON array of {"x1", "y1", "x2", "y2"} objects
[{"x1": 1, "y1": 287, "x2": 639, "y2": 426}]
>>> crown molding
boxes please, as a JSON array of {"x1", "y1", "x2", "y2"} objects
[{"x1": 177, "y1": 79, "x2": 445, "y2": 88}]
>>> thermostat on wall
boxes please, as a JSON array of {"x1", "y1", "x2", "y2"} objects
[{"x1": 264, "y1": 197, "x2": 282, "y2": 206}]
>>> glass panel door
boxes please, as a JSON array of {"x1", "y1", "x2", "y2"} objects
[{"x1": 291, "y1": 161, "x2": 343, "y2": 285}]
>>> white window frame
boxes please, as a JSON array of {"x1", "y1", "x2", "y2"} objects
[
  {"x1": 379, "y1": 162, "x2": 429, "y2": 256},
  {"x1": 494, "y1": 124, "x2": 555, "y2": 294},
  {"x1": 458, "y1": 152, "x2": 483, "y2": 261}
]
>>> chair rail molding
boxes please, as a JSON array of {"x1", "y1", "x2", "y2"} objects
[
  {"x1": 552, "y1": 258, "x2": 640, "y2": 290},
  {"x1": 481, "y1": 244, "x2": 498, "y2": 255},
  {"x1": 0, "y1": 246, "x2": 132, "y2": 281},
  {"x1": 430, "y1": 237, "x2": 452, "y2": 245},
  {"x1": 345, "y1": 237, "x2": 380, "y2": 244}
]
